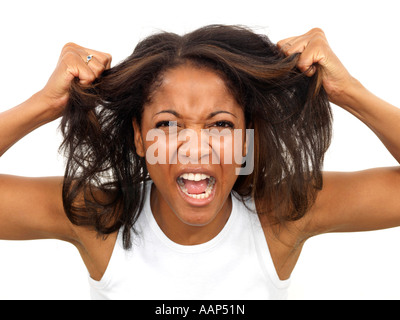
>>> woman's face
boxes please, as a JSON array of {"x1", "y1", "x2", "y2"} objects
[{"x1": 133, "y1": 64, "x2": 246, "y2": 231}]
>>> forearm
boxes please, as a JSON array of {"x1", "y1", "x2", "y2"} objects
[
  {"x1": 338, "y1": 78, "x2": 400, "y2": 164},
  {"x1": 0, "y1": 42, "x2": 111, "y2": 159},
  {"x1": 0, "y1": 91, "x2": 61, "y2": 157}
]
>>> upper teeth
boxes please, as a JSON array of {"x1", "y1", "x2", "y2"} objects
[{"x1": 179, "y1": 173, "x2": 210, "y2": 181}]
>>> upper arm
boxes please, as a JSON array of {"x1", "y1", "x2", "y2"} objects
[
  {"x1": 304, "y1": 167, "x2": 400, "y2": 236},
  {"x1": 0, "y1": 174, "x2": 77, "y2": 242}
]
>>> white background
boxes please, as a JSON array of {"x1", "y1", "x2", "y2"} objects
[{"x1": 1, "y1": 0, "x2": 399, "y2": 299}]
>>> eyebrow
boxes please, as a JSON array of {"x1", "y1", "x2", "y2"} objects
[{"x1": 153, "y1": 109, "x2": 237, "y2": 119}]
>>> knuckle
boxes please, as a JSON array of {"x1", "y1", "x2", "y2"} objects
[
  {"x1": 106, "y1": 53, "x2": 113, "y2": 64},
  {"x1": 298, "y1": 62, "x2": 310, "y2": 71},
  {"x1": 311, "y1": 27, "x2": 325, "y2": 36},
  {"x1": 99, "y1": 63, "x2": 107, "y2": 72},
  {"x1": 277, "y1": 40, "x2": 284, "y2": 48},
  {"x1": 103, "y1": 52, "x2": 112, "y2": 60},
  {"x1": 99, "y1": 53, "x2": 112, "y2": 65},
  {"x1": 81, "y1": 74, "x2": 96, "y2": 85},
  {"x1": 286, "y1": 47, "x2": 297, "y2": 55},
  {"x1": 59, "y1": 51, "x2": 75, "y2": 63},
  {"x1": 64, "y1": 41, "x2": 77, "y2": 47},
  {"x1": 62, "y1": 42, "x2": 77, "y2": 52},
  {"x1": 93, "y1": 64, "x2": 106, "y2": 76},
  {"x1": 283, "y1": 42, "x2": 293, "y2": 50},
  {"x1": 278, "y1": 42, "x2": 293, "y2": 54},
  {"x1": 86, "y1": 69, "x2": 96, "y2": 80},
  {"x1": 60, "y1": 50, "x2": 80, "y2": 63}
]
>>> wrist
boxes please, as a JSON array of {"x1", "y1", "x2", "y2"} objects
[
  {"x1": 333, "y1": 77, "x2": 371, "y2": 119},
  {"x1": 334, "y1": 77, "x2": 395, "y2": 129},
  {"x1": 18, "y1": 91, "x2": 64, "y2": 130},
  {"x1": 32, "y1": 89, "x2": 68, "y2": 122}
]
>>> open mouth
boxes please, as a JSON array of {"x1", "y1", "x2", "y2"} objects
[{"x1": 176, "y1": 173, "x2": 216, "y2": 199}]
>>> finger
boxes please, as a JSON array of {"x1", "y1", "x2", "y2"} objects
[
  {"x1": 77, "y1": 67, "x2": 97, "y2": 86},
  {"x1": 60, "y1": 43, "x2": 112, "y2": 86},
  {"x1": 277, "y1": 28, "x2": 325, "y2": 56},
  {"x1": 62, "y1": 43, "x2": 112, "y2": 70},
  {"x1": 62, "y1": 51, "x2": 98, "y2": 85},
  {"x1": 85, "y1": 56, "x2": 107, "y2": 78},
  {"x1": 301, "y1": 64, "x2": 316, "y2": 77},
  {"x1": 281, "y1": 35, "x2": 312, "y2": 56},
  {"x1": 296, "y1": 43, "x2": 326, "y2": 76},
  {"x1": 84, "y1": 49, "x2": 112, "y2": 70},
  {"x1": 277, "y1": 36, "x2": 298, "y2": 54},
  {"x1": 285, "y1": 28, "x2": 327, "y2": 56}
]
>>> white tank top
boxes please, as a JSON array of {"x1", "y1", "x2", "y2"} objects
[{"x1": 88, "y1": 181, "x2": 290, "y2": 299}]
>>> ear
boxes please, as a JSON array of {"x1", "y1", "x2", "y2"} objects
[{"x1": 132, "y1": 119, "x2": 145, "y2": 157}]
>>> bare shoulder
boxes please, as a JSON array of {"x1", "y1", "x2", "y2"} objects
[{"x1": 255, "y1": 167, "x2": 400, "y2": 279}]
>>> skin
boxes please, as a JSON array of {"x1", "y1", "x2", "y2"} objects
[
  {"x1": 132, "y1": 64, "x2": 246, "y2": 245},
  {"x1": 1, "y1": 29, "x2": 400, "y2": 285}
]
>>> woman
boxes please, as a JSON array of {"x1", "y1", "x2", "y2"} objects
[{"x1": 0, "y1": 25, "x2": 399, "y2": 299}]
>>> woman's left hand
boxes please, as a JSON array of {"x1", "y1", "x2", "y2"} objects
[{"x1": 277, "y1": 28, "x2": 355, "y2": 107}]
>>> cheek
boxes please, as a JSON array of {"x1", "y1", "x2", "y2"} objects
[
  {"x1": 145, "y1": 163, "x2": 169, "y2": 187},
  {"x1": 208, "y1": 130, "x2": 246, "y2": 167},
  {"x1": 142, "y1": 130, "x2": 174, "y2": 184},
  {"x1": 143, "y1": 129, "x2": 169, "y2": 165}
]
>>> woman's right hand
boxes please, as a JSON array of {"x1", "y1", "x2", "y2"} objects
[{"x1": 39, "y1": 43, "x2": 112, "y2": 119}]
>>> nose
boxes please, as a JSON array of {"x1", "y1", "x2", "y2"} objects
[{"x1": 177, "y1": 128, "x2": 211, "y2": 164}]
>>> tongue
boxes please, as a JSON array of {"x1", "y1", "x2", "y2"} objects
[{"x1": 182, "y1": 179, "x2": 208, "y2": 194}]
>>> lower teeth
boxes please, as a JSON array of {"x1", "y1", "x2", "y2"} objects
[{"x1": 178, "y1": 177, "x2": 216, "y2": 199}]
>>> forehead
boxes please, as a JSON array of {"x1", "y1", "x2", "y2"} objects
[{"x1": 145, "y1": 64, "x2": 242, "y2": 116}]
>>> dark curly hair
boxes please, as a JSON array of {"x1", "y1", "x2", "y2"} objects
[{"x1": 60, "y1": 25, "x2": 332, "y2": 248}]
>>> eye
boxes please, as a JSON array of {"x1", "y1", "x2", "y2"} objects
[
  {"x1": 213, "y1": 121, "x2": 234, "y2": 129},
  {"x1": 155, "y1": 120, "x2": 178, "y2": 128}
]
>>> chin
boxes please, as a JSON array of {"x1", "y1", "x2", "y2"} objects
[{"x1": 175, "y1": 210, "x2": 217, "y2": 227}]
